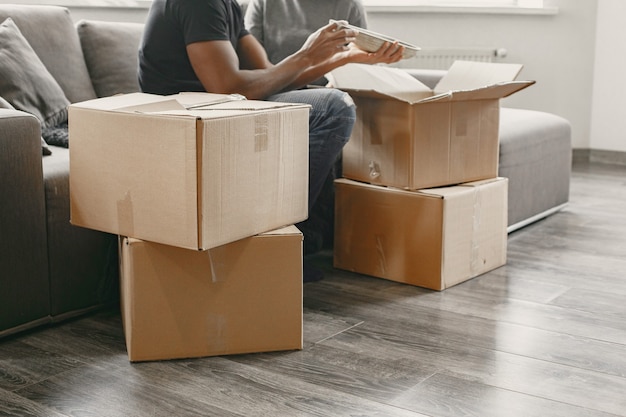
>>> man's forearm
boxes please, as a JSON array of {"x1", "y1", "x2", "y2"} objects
[{"x1": 284, "y1": 54, "x2": 351, "y2": 91}]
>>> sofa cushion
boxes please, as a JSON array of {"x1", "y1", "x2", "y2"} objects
[
  {"x1": 0, "y1": 5, "x2": 97, "y2": 103},
  {"x1": 0, "y1": 96, "x2": 51, "y2": 155},
  {"x1": 499, "y1": 108, "x2": 572, "y2": 229},
  {"x1": 77, "y1": 20, "x2": 144, "y2": 98},
  {"x1": 0, "y1": 18, "x2": 69, "y2": 130},
  {"x1": 41, "y1": 146, "x2": 120, "y2": 316}
]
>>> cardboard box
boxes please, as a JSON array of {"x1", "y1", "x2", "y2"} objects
[
  {"x1": 69, "y1": 92, "x2": 310, "y2": 250},
  {"x1": 327, "y1": 61, "x2": 534, "y2": 189},
  {"x1": 333, "y1": 177, "x2": 508, "y2": 290},
  {"x1": 120, "y1": 226, "x2": 303, "y2": 362}
]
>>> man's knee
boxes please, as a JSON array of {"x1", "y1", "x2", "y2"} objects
[
  {"x1": 325, "y1": 89, "x2": 356, "y2": 124},
  {"x1": 313, "y1": 89, "x2": 356, "y2": 147}
]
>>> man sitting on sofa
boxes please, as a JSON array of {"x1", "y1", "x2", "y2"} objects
[
  {"x1": 138, "y1": 0, "x2": 403, "y2": 281},
  {"x1": 244, "y1": 0, "x2": 370, "y2": 254}
]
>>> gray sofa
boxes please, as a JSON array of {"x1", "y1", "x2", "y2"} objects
[
  {"x1": 0, "y1": 4, "x2": 571, "y2": 337},
  {"x1": 0, "y1": 5, "x2": 144, "y2": 337}
]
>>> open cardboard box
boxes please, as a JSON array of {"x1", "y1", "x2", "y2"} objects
[
  {"x1": 333, "y1": 177, "x2": 508, "y2": 290},
  {"x1": 327, "y1": 61, "x2": 535, "y2": 189},
  {"x1": 69, "y1": 92, "x2": 310, "y2": 250}
]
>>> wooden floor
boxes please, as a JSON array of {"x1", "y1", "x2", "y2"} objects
[{"x1": 1, "y1": 160, "x2": 626, "y2": 417}]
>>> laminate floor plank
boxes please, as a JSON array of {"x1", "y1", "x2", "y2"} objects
[
  {"x1": 499, "y1": 255, "x2": 626, "y2": 298},
  {"x1": 0, "y1": 339, "x2": 83, "y2": 392},
  {"x1": 316, "y1": 320, "x2": 626, "y2": 415},
  {"x1": 0, "y1": 389, "x2": 67, "y2": 417},
  {"x1": 506, "y1": 239, "x2": 626, "y2": 285},
  {"x1": 304, "y1": 268, "x2": 626, "y2": 345},
  {"x1": 228, "y1": 343, "x2": 439, "y2": 404},
  {"x1": 1, "y1": 160, "x2": 625, "y2": 416},
  {"x1": 549, "y1": 287, "x2": 626, "y2": 319},
  {"x1": 390, "y1": 372, "x2": 619, "y2": 417},
  {"x1": 309, "y1": 279, "x2": 626, "y2": 377},
  {"x1": 305, "y1": 274, "x2": 626, "y2": 378},
  {"x1": 113, "y1": 356, "x2": 429, "y2": 417},
  {"x1": 449, "y1": 267, "x2": 572, "y2": 305},
  {"x1": 11, "y1": 310, "x2": 132, "y2": 372},
  {"x1": 302, "y1": 309, "x2": 364, "y2": 347},
  {"x1": 14, "y1": 362, "x2": 243, "y2": 417}
]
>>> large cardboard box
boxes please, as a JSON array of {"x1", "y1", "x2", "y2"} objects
[
  {"x1": 120, "y1": 226, "x2": 303, "y2": 362},
  {"x1": 69, "y1": 92, "x2": 309, "y2": 250},
  {"x1": 327, "y1": 61, "x2": 534, "y2": 189},
  {"x1": 333, "y1": 177, "x2": 508, "y2": 290}
]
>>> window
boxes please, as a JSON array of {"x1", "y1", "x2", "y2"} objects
[
  {"x1": 3, "y1": 0, "x2": 546, "y2": 11},
  {"x1": 361, "y1": 0, "x2": 544, "y2": 7}
]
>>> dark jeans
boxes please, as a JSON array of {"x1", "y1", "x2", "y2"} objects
[{"x1": 268, "y1": 88, "x2": 356, "y2": 254}]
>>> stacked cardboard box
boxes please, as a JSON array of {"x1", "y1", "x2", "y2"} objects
[
  {"x1": 69, "y1": 92, "x2": 310, "y2": 361},
  {"x1": 119, "y1": 227, "x2": 303, "y2": 362},
  {"x1": 327, "y1": 61, "x2": 534, "y2": 290}
]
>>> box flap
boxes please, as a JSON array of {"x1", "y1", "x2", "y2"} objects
[
  {"x1": 332, "y1": 88, "x2": 433, "y2": 103},
  {"x1": 424, "y1": 81, "x2": 536, "y2": 103},
  {"x1": 73, "y1": 92, "x2": 311, "y2": 120},
  {"x1": 434, "y1": 60, "x2": 523, "y2": 95},
  {"x1": 328, "y1": 62, "x2": 532, "y2": 104},
  {"x1": 195, "y1": 100, "x2": 311, "y2": 111},
  {"x1": 70, "y1": 92, "x2": 171, "y2": 111},
  {"x1": 327, "y1": 63, "x2": 433, "y2": 103},
  {"x1": 174, "y1": 92, "x2": 244, "y2": 108},
  {"x1": 175, "y1": 92, "x2": 310, "y2": 112},
  {"x1": 417, "y1": 184, "x2": 471, "y2": 199},
  {"x1": 260, "y1": 225, "x2": 302, "y2": 237},
  {"x1": 71, "y1": 91, "x2": 307, "y2": 111},
  {"x1": 418, "y1": 177, "x2": 507, "y2": 198},
  {"x1": 119, "y1": 99, "x2": 187, "y2": 113},
  {"x1": 152, "y1": 104, "x2": 310, "y2": 121}
]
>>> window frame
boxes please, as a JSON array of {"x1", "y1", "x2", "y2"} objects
[
  {"x1": 0, "y1": 0, "x2": 557, "y2": 15},
  {"x1": 362, "y1": 0, "x2": 556, "y2": 15},
  {"x1": 363, "y1": 0, "x2": 518, "y2": 5}
]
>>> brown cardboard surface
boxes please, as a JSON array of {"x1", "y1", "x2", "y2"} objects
[
  {"x1": 120, "y1": 226, "x2": 303, "y2": 362},
  {"x1": 433, "y1": 60, "x2": 525, "y2": 95},
  {"x1": 333, "y1": 178, "x2": 508, "y2": 290},
  {"x1": 327, "y1": 62, "x2": 534, "y2": 190},
  {"x1": 69, "y1": 93, "x2": 310, "y2": 250}
]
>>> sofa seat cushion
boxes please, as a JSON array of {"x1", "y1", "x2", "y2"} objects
[
  {"x1": 0, "y1": 4, "x2": 97, "y2": 103},
  {"x1": 42, "y1": 146, "x2": 119, "y2": 316},
  {"x1": 77, "y1": 20, "x2": 144, "y2": 98},
  {"x1": 498, "y1": 108, "x2": 572, "y2": 229}
]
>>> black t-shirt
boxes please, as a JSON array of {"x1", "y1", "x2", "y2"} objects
[{"x1": 138, "y1": 0, "x2": 249, "y2": 95}]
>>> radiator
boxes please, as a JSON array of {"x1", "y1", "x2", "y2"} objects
[{"x1": 394, "y1": 47, "x2": 508, "y2": 70}]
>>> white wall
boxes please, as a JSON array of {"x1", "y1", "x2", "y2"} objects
[
  {"x1": 364, "y1": 0, "x2": 598, "y2": 149},
  {"x1": 589, "y1": 0, "x2": 626, "y2": 153}
]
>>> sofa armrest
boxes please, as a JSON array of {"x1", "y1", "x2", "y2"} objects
[
  {"x1": 0, "y1": 108, "x2": 51, "y2": 335},
  {"x1": 0, "y1": 107, "x2": 46, "y2": 179},
  {"x1": 0, "y1": 108, "x2": 44, "y2": 172}
]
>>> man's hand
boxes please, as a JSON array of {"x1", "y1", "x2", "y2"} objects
[
  {"x1": 339, "y1": 41, "x2": 406, "y2": 65},
  {"x1": 296, "y1": 21, "x2": 359, "y2": 66}
]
